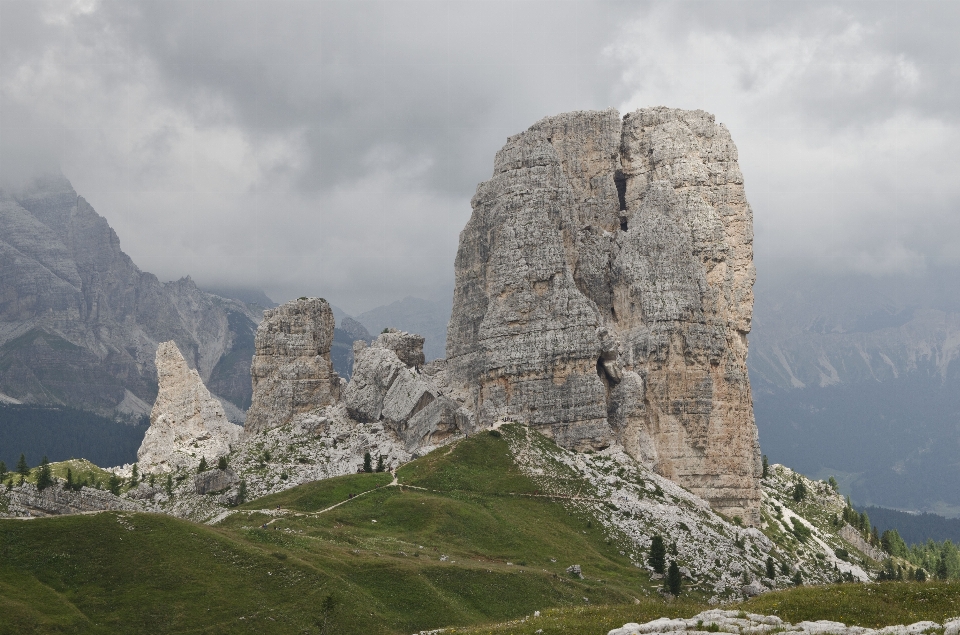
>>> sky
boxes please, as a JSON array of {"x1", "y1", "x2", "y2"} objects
[{"x1": 1, "y1": 0, "x2": 959, "y2": 314}]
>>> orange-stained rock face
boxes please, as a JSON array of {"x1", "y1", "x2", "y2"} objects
[{"x1": 447, "y1": 107, "x2": 761, "y2": 523}]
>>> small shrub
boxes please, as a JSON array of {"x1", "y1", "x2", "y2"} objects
[
  {"x1": 217, "y1": 456, "x2": 228, "y2": 470},
  {"x1": 198, "y1": 457, "x2": 208, "y2": 473},
  {"x1": 834, "y1": 547, "x2": 849, "y2": 561},
  {"x1": 488, "y1": 429, "x2": 502, "y2": 438}
]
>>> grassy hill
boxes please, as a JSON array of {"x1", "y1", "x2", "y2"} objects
[
  {"x1": 0, "y1": 430, "x2": 682, "y2": 634},
  {"x1": 2, "y1": 428, "x2": 958, "y2": 634}
]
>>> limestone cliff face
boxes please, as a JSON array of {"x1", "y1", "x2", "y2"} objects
[
  {"x1": 447, "y1": 108, "x2": 760, "y2": 522},
  {"x1": 0, "y1": 173, "x2": 260, "y2": 418},
  {"x1": 242, "y1": 298, "x2": 340, "y2": 436},
  {"x1": 138, "y1": 341, "x2": 241, "y2": 472}
]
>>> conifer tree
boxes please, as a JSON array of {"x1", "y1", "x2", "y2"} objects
[
  {"x1": 766, "y1": 556, "x2": 775, "y2": 579},
  {"x1": 761, "y1": 455, "x2": 769, "y2": 479},
  {"x1": 648, "y1": 535, "x2": 666, "y2": 574},
  {"x1": 66, "y1": 468, "x2": 73, "y2": 489},
  {"x1": 198, "y1": 456, "x2": 208, "y2": 473},
  {"x1": 16, "y1": 453, "x2": 29, "y2": 477},
  {"x1": 108, "y1": 472, "x2": 122, "y2": 495},
  {"x1": 363, "y1": 452, "x2": 373, "y2": 473},
  {"x1": 217, "y1": 456, "x2": 227, "y2": 470},
  {"x1": 131, "y1": 463, "x2": 139, "y2": 486},
  {"x1": 375, "y1": 455, "x2": 385, "y2": 473},
  {"x1": 666, "y1": 560, "x2": 682, "y2": 595},
  {"x1": 915, "y1": 567, "x2": 927, "y2": 582},
  {"x1": 792, "y1": 569, "x2": 803, "y2": 586},
  {"x1": 792, "y1": 480, "x2": 806, "y2": 502},
  {"x1": 35, "y1": 457, "x2": 53, "y2": 491}
]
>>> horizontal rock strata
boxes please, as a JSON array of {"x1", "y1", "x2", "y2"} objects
[
  {"x1": 243, "y1": 298, "x2": 340, "y2": 436},
  {"x1": 447, "y1": 107, "x2": 760, "y2": 522}
]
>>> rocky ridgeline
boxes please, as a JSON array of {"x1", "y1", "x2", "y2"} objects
[
  {"x1": 2, "y1": 481, "x2": 139, "y2": 516},
  {"x1": 607, "y1": 610, "x2": 960, "y2": 635},
  {"x1": 505, "y1": 425, "x2": 868, "y2": 602},
  {"x1": 447, "y1": 108, "x2": 760, "y2": 523},
  {"x1": 137, "y1": 341, "x2": 241, "y2": 472}
]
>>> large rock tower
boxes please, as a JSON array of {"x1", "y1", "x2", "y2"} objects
[{"x1": 446, "y1": 108, "x2": 761, "y2": 522}]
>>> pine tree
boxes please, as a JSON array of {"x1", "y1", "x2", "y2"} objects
[
  {"x1": 936, "y1": 557, "x2": 949, "y2": 580},
  {"x1": 666, "y1": 560, "x2": 682, "y2": 595},
  {"x1": 780, "y1": 561, "x2": 790, "y2": 576},
  {"x1": 198, "y1": 456, "x2": 208, "y2": 473},
  {"x1": 792, "y1": 569, "x2": 803, "y2": 586},
  {"x1": 363, "y1": 452, "x2": 373, "y2": 473},
  {"x1": 131, "y1": 463, "x2": 139, "y2": 486},
  {"x1": 66, "y1": 468, "x2": 73, "y2": 489},
  {"x1": 828, "y1": 476, "x2": 839, "y2": 492},
  {"x1": 648, "y1": 535, "x2": 666, "y2": 574},
  {"x1": 108, "y1": 473, "x2": 122, "y2": 495},
  {"x1": 915, "y1": 568, "x2": 927, "y2": 582},
  {"x1": 16, "y1": 453, "x2": 29, "y2": 477},
  {"x1": 35, "y1": 457, "x2": 53, "y2": 491},
  {"x1": 375, "y1": 455, "x2": 385, "y2": 473},
  {"x1": 766, "y1": 556, "x2": 775, "y2": 579},
  {"x1": 761, "y1": 455, "x2": 769, "y2": 479},
  {"x1": 217, "y1": 456, "x2": 228, "y2": 470},
  {"x1": 792, "y1": 480, "x2": 806, "y2": 502}
]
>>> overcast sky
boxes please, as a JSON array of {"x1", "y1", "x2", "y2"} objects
[{"x1": 2, "y1": 1, "x2": 959, "y2": 314}]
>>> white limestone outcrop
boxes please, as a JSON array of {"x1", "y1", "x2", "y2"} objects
[{"x1": 137, "y1": 341, "x2": 241, "y2": 472}]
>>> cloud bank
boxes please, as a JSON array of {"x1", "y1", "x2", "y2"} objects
[{"x1": 2, "y1": 1, "x2": 958, "y2": 311}]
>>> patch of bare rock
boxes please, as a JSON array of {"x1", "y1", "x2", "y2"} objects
[
  {"x1": 607, "y1": 611, "x2": 960, "y2": 635},
  {"x1": 136, "y1": 341, "x2": 241, "y2": 473}
]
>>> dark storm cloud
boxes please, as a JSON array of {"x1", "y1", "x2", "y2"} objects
[{"x1": 1, "y1": 1, "x2": 958, "y2": 311}]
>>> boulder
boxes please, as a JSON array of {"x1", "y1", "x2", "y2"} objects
[
  {"x1": 446, "y1": 107, "x2": 761, "y2": 523},
  {"x1": 344, "y1": 331, "x2": 469, "y2": 449},
  {"x1": 243, "y1": 298, "x2": 340, "y2": 436},
  {"x1": 194, "y1": 468, "x2": 239, "y2": 495},
  {"x1": 137, "y1": 341, "x2": 241, "y2": 472}
]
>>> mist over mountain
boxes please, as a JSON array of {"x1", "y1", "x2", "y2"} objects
[
  {"x1": 751, "y1": 266, "x2": 960, "y2": 517},
  {"x1": 0, "y1": 173, "x2": 260, "y2": 420},
  {"x1": 354, "y1": 296, "x2": 452, "y2": 362}
]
